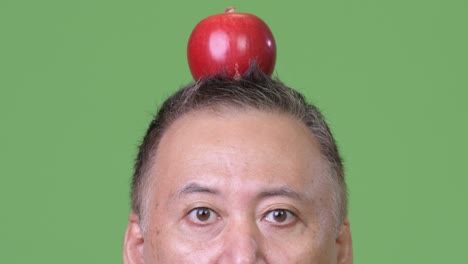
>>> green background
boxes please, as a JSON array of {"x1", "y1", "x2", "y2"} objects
[{"x1": 1, "y1": 0, "x2": 467, "y2": 263}]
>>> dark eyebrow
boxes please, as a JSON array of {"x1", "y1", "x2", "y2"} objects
[
  {"x1": 177, "y1": 182, "x2": 219, "y2": 197},
  {"x1": 258, "y1": 187, "x2": 306, "y2": 202}
]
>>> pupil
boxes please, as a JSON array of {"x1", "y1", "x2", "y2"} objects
[
  {"x1": 196, "y1": 208, "x2": 210, "y2": 221},
  {"x1": 273, "y1": 209, "x2": 287, "y2": 222}
]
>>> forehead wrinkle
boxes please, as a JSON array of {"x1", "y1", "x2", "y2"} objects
[{"x1": 150, "y1": 108, "x2": 334, "y2": 207}]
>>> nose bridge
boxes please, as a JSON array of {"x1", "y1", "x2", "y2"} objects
[{"x1": 219, "y1": 214, "x2": 263, "y2": 264}]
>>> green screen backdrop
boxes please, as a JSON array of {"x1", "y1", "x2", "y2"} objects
[{"x1": 1, "y1": 0, "x2": 467, "y2": 263}]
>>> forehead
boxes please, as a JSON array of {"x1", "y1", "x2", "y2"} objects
[{"x1": 151, "y1": 109, "x2": 329, "y2": 191}]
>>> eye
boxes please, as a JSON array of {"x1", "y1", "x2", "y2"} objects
[
  {"x1": 264, "y1": 209, "x2": 296, "y2": 225},
  {"x1": 188, "y1": 207, "x2": 219, "y2": 225}
]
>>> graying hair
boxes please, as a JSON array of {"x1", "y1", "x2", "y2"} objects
[{"x1": 131, "y1": 64, "x2": 347, "y2": 232}]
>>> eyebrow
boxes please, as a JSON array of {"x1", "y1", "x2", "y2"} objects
[
  {"x1": 258, "y1": 187, "x2": 306, "y2": 202},
  {"x1": 177, "y1": 183, "x2": 306, "y2": 202},
  {"x1": 177, "y1": 182, "x2": 220, "y2": 197}
]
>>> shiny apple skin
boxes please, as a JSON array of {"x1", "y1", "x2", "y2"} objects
[{"x1": 187, "y1": 12, "x2": 276, "y2": 80}]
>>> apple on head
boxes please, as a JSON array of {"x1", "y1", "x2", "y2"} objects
[{"x1": 187, "y1": 7, "x2": 276, "y2": 80}]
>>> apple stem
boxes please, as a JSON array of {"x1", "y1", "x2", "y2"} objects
[{"x1": 225, "y1": 6, "x2": 235, "y2": 13}]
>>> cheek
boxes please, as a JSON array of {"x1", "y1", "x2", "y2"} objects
[
  {"x1": 262, "y1": 226, "x2": 336, "y2": 263},
  {"x1": 143, "y1": 220, "x2": 222, "y2": 263},
  {"x1": 272, "y1": 242, "x2": 335, "y2": 264}
]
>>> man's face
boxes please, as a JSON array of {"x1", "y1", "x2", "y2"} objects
[{"x1": 124, "y1": 109, "x2": 352, "y2": 264}]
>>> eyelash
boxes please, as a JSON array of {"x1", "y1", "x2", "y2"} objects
[
  {"x1": 187, "y1": 207, "x2": 297, "y2": 227},
  {"x1": 263, "y1": 209, "x2": 297, "y2": 226},
  {"x1": 187, "y1": 207, "x2": 219, "y2": 225}
]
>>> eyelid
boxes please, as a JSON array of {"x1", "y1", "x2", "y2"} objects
[
  {"x1": 262, "y1": 208, "x2": 298, "y2": 226},
  {"x1": 187, "y1": 207, "x2": 220, "y2": 225}
]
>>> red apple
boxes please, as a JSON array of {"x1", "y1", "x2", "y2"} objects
[{"x1": 187, "y1": 7, "x2": 276, "y2": 80}]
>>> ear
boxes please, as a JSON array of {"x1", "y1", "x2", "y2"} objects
[
  {"x1": 336, "y1": 219, "x2": 353, "y2": 264},
  {"x1": 123, "y1": 213, "x2": 145, "y2": 264}
]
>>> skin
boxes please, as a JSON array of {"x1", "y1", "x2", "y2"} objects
[{"x1": 124, "y1": 109, "x2": 353, "y2": 264}]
